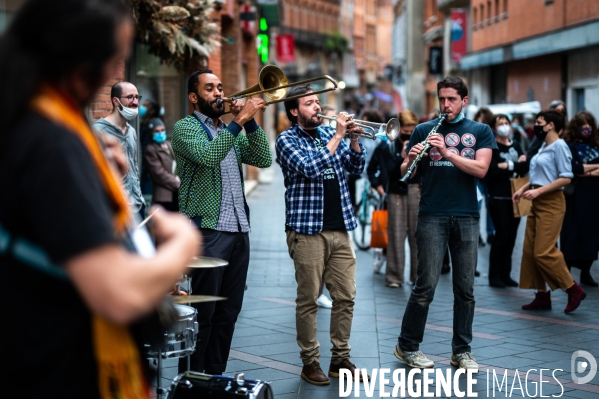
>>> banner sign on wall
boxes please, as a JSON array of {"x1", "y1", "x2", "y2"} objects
[
  {"x1": 450, "y1": 9, "x2": 467, "y2": 63},
  {"x1": 276, "y1": 34, "x2": 295, "y2": 63}
]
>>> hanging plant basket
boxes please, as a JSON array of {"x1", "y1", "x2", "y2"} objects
[{"x1": 128, "y1": 0, "x2": 220, "y2": 70}]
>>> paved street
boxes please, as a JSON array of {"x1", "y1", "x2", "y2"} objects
[{"x1": 154, "y1": 164, "x2": 599, "y2": 398}]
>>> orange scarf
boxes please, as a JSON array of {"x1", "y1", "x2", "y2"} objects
[{"x1": 31, "y1": 86, "x2": 149, "y2": 399}]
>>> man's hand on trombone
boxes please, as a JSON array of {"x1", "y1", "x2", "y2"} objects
[{"x1": 232, "y1": 97, "x2": 267, "y2": 126}]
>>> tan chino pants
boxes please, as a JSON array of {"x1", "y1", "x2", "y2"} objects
[{"x1": 286, "y1": 229, "x2": 357, "y2": 365}]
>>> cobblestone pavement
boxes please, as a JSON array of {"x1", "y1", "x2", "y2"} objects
[{"x1": 153, "y1": 165, "x2": 599, "y2": 398}]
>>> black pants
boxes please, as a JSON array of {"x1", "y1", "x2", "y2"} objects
[
  {"x1": 178, "y1": 228, "x2": 250, "y2": 374},
  {"x1": 488, "y1": 198, "x2": 521, "y2": 283}
]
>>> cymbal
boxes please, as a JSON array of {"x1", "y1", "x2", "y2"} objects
[
  {"x1": 188, "y1": 256, "x2": 228, "y2": 268},
  {"x1": 171, "y1": 295, "x2": 227, "y2": 304}
]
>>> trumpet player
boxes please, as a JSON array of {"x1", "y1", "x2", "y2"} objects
[
  {"x1": 393, "y1": 76, "x2": 496, "y2": 373},
  {"x1": 276, "y1": 85, "x2": 369, "y2": 386}
]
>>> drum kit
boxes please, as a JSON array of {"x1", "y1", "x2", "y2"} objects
[{"x1": 144, "y1": 256, "x2": 272, "y2": 398}]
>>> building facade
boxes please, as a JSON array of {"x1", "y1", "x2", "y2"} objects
[{"x1": 461, "y1": 0, "x2": 599, "y2": 116}]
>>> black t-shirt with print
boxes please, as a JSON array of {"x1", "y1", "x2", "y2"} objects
[
  {"x1": 0, "y1": 112, "x2": 118, "y2": 398},
  {"x1": 306, "y1": 129, "x2": 345, "y2": 230},
  {"x1": 406, "y1": 117, "x2": 496, "y2": 217},
  {"x1": 487, "y1": 140, "x2": 528, "y2": 198}
]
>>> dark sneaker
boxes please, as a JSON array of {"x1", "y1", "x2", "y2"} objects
[
  {"x1": 329, "y1": 358, "x2": 370, "y2": 381},
  {"x1": 502, "y1": 277, "x2": 519, "y2": 287},
  {"x1": 489, "y1": 279, "x2": 506, "y2": 288},
  {"x1": 301, "y1": 361, "x2": 330, "y2": 385},
  {"x1": 393, "y1": 344, "x2": 434, "y2": 368}
]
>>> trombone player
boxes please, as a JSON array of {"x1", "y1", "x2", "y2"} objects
[
  {"x1": 171, "y1": 68, "x2": 272, "y2": 375},
  {"x1": 276, "y1": 85, "x2": 369, "y2": 386}
]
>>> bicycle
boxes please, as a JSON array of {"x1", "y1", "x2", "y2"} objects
[{"x1": 353, "y1": 178, "x2": 381, "y2": 250}]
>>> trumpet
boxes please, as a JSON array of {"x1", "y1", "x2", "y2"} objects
[
  {"x1": 317, "y1": 114, "x2": 400, "y2": 141},
  {"x1": 397, "y1": 113, "x2": 447, "y2": 189}
]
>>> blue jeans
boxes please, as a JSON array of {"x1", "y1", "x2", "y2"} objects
[{"x1": 398, "y1": 215, "x2": 478, "y2": 354}]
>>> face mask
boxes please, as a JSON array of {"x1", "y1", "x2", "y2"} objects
[
  {"x1": 400, "y1": 133, "x2": 411, "y2": 142},
  {"x1": 117, "y1": 98, "x2": 139, "y2": 121},
  {"x1": 153, "y1": 132, "x2": 167, "y2": 144},
  {"x1": 534, "y1": 124, "x2": 548, "y2": 140},
  {"x1": 579, "y1": 127, "x2": 593, "y2": 139},
  {"x1": 139, "y1": 105, "x2": 147, "y2": 118},
  {"x1": 496, "y1": 124, "x2": 511, "y2": 137},
  {"x1": 448, "y1": 112, "x2": 465, "y2": 124}
]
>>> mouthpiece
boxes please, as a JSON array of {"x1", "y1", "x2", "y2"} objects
[{"x1": 215, "y1": 99, "x2": 224, "y2": 107}]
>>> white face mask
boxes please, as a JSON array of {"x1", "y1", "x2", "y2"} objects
[
  {"x1": 116, "y1": 98, "x2": 139, "y2": 121},
  {"x1": 496, "y1": 124, "x2": 511, "y2": 137}
]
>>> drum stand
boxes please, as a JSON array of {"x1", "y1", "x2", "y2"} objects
[
  {"x1": 156, "y1": 353, "x2": 166, "y2": 398},
  {"x1": 154, "y1": 275, "x2": 194, "y2": 399}
]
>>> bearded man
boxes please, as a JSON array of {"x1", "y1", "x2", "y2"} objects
[
  {"x1": 275, "y1": 85, "x2": 369, "y2": 385},
  {"x1": 171, "y1": 68, "x2": 272, "y2": 375}
]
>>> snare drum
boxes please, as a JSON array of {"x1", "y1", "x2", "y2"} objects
[
  {"x1": 144, "y1": 304, "x2": 198, "y2": 359},
  {"x1": 167, "y1": 372, "x2": 273, "y2": 399}
]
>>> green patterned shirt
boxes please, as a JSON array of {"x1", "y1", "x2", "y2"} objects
[{"x1": 171, "y1": 114, "x2": 272, "y2": 229}]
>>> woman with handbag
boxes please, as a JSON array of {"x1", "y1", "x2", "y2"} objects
[
  {"x1": 560, "y1": 111, "x2": 599, "y2": 287},
  {"x1": 367, "y1": 110, "x2": 419, "y2": 287},
  {"x1": 486, "y1": 114, "x2": 529, "y2": 288},
  {"x1": 513, "y1": 109, "x2": 586, "y2": 313}
]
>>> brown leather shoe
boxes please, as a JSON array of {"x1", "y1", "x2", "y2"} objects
[
  {"x1": 301, "y1": 361, "x2": 330, "y2": 385},
  {"x1": 329, "y1": 358, "x2": 370, "y2": 381}
]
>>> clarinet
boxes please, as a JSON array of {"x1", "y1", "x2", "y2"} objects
[{"x1": 397, "y1": 113, "x2": 447, "y2": 189}]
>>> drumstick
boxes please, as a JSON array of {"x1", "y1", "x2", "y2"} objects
[{"x1": 137, "y1": 208, "x2": 160, "y2": 228}]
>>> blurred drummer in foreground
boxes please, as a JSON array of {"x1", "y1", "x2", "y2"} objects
[{"x1": 0, "y1": 0, "x2": 199, "y2": 397}]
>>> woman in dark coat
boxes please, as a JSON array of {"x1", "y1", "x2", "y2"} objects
[
  {"x1": 485, "y1": 114, "x2": 529, "y2": 288},
  {"x1": 144, "y1": 118, "x2": 180, "y2": 211},
  {"x1": 560, "y1": 111, "x2": 599, "y2": 287}
]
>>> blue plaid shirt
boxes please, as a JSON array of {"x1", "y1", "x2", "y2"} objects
[{"x1": 275, "y1": 123, "x2": 365, "y2": 235}]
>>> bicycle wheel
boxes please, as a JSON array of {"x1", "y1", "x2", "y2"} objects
[{"x1": 353, "y1": 194, "x2": 379, "y2": 250}]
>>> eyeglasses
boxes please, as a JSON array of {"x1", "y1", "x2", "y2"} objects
[{"x1": 120, "y1": 95, "x2": 142, "y2": 101}]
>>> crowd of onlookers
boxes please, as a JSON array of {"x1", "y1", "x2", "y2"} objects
[{"x1": 356, "y1": 101, "x2": 598, "y2": 311}]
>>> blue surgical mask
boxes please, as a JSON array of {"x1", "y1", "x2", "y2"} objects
[
  {"x1": 448, "y1": 112, "x2": 465, "y2": 123},
  {"x1": 139, "y1": 105, "x2": 147, "y2": 118},
  {"x1": 153, "y1": 132, "x2": 167, "y2": 144}
]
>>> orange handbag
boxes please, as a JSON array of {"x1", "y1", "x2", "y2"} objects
[{"x1": 370, "y1": 208, "x2": 388, "y2": 249}]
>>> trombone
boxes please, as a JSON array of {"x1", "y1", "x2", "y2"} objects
[
  {"x1": 216, "y1": 65, "x2": 339, "y2": 113},
  {"x1": 317, "y1": 114, "x2": 400, "y2": 142}
]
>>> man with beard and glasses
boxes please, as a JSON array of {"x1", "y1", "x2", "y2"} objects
[
  {"x1": 171, "y1": 68, "x2": 272, "y2": 375},
  {"x1": 393, "y1": 76, "x2": 496, "y2": 373},
  {"x1": 93, "y1": 81, "x2": 146, "y2": 219},
  {"x1": 276, "y1": 85, "x2": 369, "y2": 386}
]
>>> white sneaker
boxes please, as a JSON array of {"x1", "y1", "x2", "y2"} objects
[
  {"x1": 373, "y1": 249, "x2": 385, "y2": 274},
  {"x1": 393, "y1": 344, "x2": 434, "y2": 368},
  {"x1": 316, "y1": 294, "x2": 333, "y2": 309},
  {"x1": 450, "y1": 352, "x2": 479, "y2": 372}
]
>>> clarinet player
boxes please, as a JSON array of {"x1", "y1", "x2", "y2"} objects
[{"x1": 393, "y1": 76, "x2": 496, "y2": 372}]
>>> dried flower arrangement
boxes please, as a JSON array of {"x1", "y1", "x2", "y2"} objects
[{"x1": 128, "y1": 0, "x2": 220, "y2": 70}]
